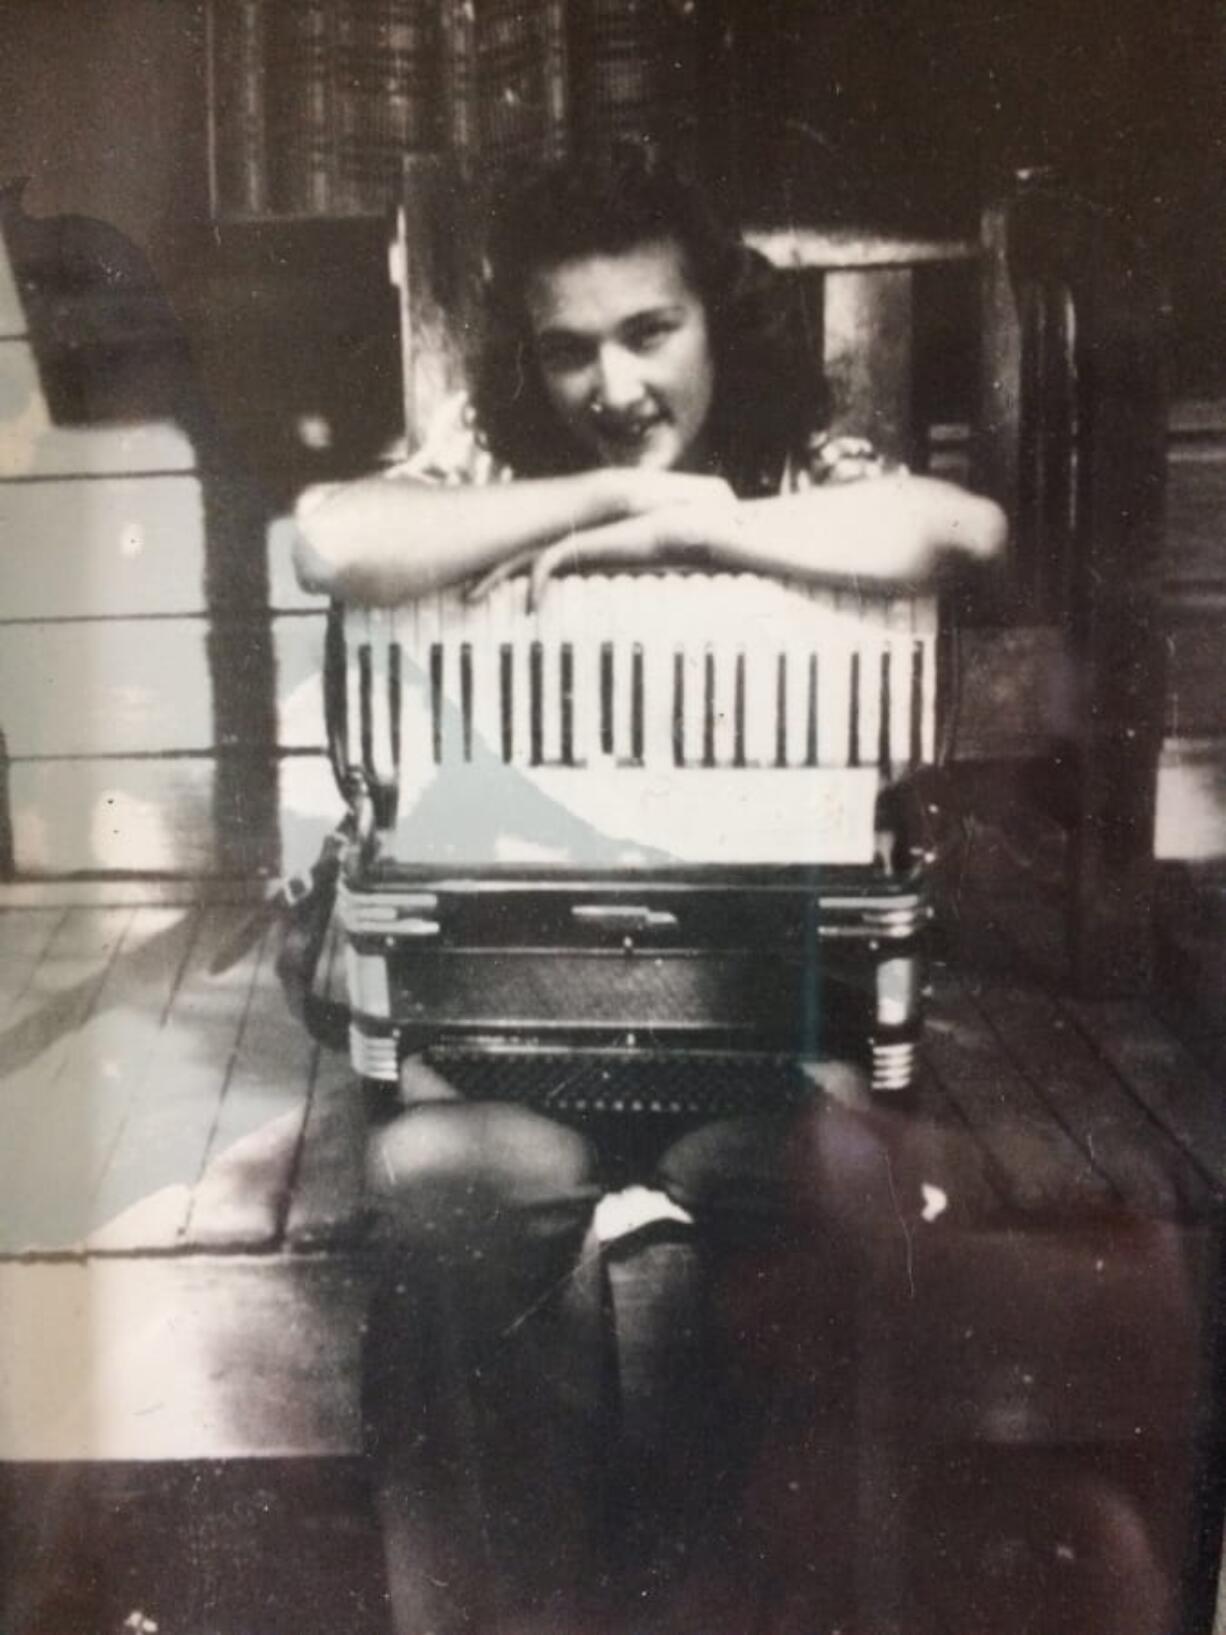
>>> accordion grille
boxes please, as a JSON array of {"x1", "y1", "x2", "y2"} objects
[{"x1": 390, "y1": 950, "x2": 827, "y2": 1035}]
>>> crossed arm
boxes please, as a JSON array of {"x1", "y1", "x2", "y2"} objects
[{"x1": 293, "y1": 464, "x2": 1006, "y2": 607}]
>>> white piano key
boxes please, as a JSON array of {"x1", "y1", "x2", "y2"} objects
[
  {"x1": 856, "y1": 591, "x2": 885, "y2": 773},
  {"x1": 537, "y1": 580, "x2": 564, "y2": 765},
  {"x1": 641, "y1": 620, "x2": 674, "y2": 771},
  {"x1": 915, "y1": 591, "x2": 939, "y2": 764},
  {"x1": 468, "y1": 589, "x2": 498, "y2": 761},
  {"x1": 715, "y1": 651, "x2": 738, "y2": 768},
  {"x1": 733, "y1": 577, "x2": 772, "y2": 768},
  {"x1": 437, "y1": 592, "x2": 467, "y2": 766},
  {"x1": 707, "y1": 583, "x2": 737, "y2": 768},
  {"x1": 884, "y1": 591, "x2": 915, "y2": 779},
  {"x1": 559, "y1": 576, "x2": 589, "y2": 767},
  {"x1": 676, "y1": 579, "x2": 707, "y2": 766},
  {"x1": 341, "y1": 606, "x2": 366, "y2": 777},
  {"x1": 739, "y1": 639, "x2": 771, "y2": 768},
  {"x1": 611, "y1": 575, "x2": 639, "y2": 765},
  {"x1": 386, "y1": 605, "x2": 428, "y2": 775},
  {"x1": 782, "y1": 642, "x2": 812, "y2": 766},
  {"x1": 822, "y1": 640, "x2": 856, "y2": 768},
  {"x1": 506, "y1": 580, "x2": 532, "y2": 765},
  {"x1": 364, "y1": 607, "x2": 397, "y2": 786}
]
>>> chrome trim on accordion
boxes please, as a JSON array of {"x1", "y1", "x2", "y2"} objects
[{"x1": 349, "y1": 1024, "x2": 400, "y2": 1083}]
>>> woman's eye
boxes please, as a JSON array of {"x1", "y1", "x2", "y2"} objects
[
  {"x1": 626, "y1": 319, "x2": 677, "y2": 352},
  {"x1": 537, "y1": 339, "x2": 590, "y2": 373}
]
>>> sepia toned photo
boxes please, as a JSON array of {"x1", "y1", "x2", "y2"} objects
[{"x1": 2, "y1": 2, "x2": 1225, "y2": 1631}]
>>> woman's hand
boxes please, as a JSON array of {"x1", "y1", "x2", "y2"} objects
[
  {"x1": 467, "y1": 490, "x2": 738, "y2": 614},
  {"x1": 609, "y1": 467, "x2": 738, "y2": 517}
]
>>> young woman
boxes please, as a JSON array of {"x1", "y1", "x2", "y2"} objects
[
  {"x1": 294, "y1": 148, "x2": 1005, "y2": 607},
  {"x1": 298, "y1": 149, "x2": 1013, "y2": 1635}
]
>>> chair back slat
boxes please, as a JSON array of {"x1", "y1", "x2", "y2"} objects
[
  {"x1": 391, "y1": 154, "x2": 480, "y2": 450},
  {"x1": 821, "y1": 266, "x2": 915, "y2": 464}
]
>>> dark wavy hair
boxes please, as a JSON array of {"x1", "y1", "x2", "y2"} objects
[{"x1": 471, "y1": 146, "x2": 828, "y2": 497}]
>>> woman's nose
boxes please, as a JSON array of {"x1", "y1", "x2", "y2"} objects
[{"x1": 595, "y1": 344, "x2": 644, "y2": 409}]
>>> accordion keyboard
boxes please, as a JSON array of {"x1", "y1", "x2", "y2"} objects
[
  {"x1": 345, "y1": 573, "x2": 936, "y2": 777},
  {"x1": 341, "y1": 573, "x2": 938, "y2": 867}
]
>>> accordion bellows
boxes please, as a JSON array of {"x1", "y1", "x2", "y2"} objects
[{"x1": 337, "y1": 572, "x2": 937, "y2": 1097}]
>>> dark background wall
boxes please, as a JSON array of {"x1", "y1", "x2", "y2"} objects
[{"x1": 3, "y1": 0, "x2": 1223, "y2": 437}]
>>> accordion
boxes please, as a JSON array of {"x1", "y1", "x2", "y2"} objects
[{"x1": 333, "y1": 571, "x2": 938, "y2": 1102}]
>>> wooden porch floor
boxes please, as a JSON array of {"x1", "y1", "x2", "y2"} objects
[{"x1": 1, "y1": 847, "x2": 1224, "y2": 1466}]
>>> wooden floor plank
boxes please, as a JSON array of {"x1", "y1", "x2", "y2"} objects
[
  {"x1": 0, "y1": 1253, "x2": 374, "y2": 1461},
  {"x1": 921, "y1": 966, "x2": 1116, "y2": 1215},
  {"x1": 0, "y1": 904, "x2": 133, "y2": 1047},
  {"x1": 85, "y1": 906, "x2": 265, "y2": 1253},
  {"x1": 0, "y1": 907, "x2": 197, "y2": 1252},
  {"x1": 950, "y1": 903, "x2": 1211, "y2": 1217},
  {"x1": 0, "y1": 879, "x2": 266, "y2": 910},
  {"x1": 0, "y1": 907, "x2": 66, "y2": 1018},
  {"x1": 0, "y1": 906, "x2": 162, "y2": 1253},
  {"x1": 947, "y1": 871, "x2": 1070, "y2": 989},
  {"x1": 283, "y1": 1045, "x2": 369, "y2": 1249},
  {"x1": 283, "y1": 919, "x2": 370, "y2": 1250},
  {"x1": 1065, "y1": 998, "x2": 1226, "y2": 1191},
  {"x1": 182, "y1": 923, "x2": 320, "y2": 1251},
  {"x1": 974, "y1": 980, "x2": 1211, "y2": 1217}
]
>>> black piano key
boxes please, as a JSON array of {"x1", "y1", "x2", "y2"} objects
[
  {"x1": 600, "y1": 642, "x2": 614, "y2": 756},
  {"x1": 460, "y1": 642, "x2": 473, "y2": 762},
  {"x1": 673, "y1": 650, "x2": 685, "y2": 766},
  {"x1": 388, "y1": 642, "x2": 402, "y2": 771},
  {"x1": 529, "y1": 640, "x2": 544, "y2": 765},
  {"x1": 910, "y1": 638, "x2": 924, "y2": 767},
  {"x1": 359, "y1": 642, "x2": 374, "y2": 772},
  {"x1": 849, "y1": 651, "x2": 861, "y2": 767},
  {"x1": 631, "y1": 644, "x2": 644, "y2": 765},
  {"x1": 429, "y1": 643, "x2": 443, "y2": 764},
  {"x1": 734, "y1": 650, "x2": 746, "y2": 766},
  {"x1": 807, "y1": 653, "x2": 819, "y2": 766},
  {"x1": 775, "y1": 653, "x2": 787, "y2": 766},
  {"x1": 560, "y1": 642, "x2": 575, "y2": 765},
  {"x1": 703, "y1": 648, "x2": 715, "y2": 766},
  {"x1": 499, "y1": 643, "x2": 513, "y2": 762}
]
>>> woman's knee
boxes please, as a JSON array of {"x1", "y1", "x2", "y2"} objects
[
  {"x1": 368, "y1": 1102, "x2": 600, "y2": 1243},
  {"x1": 655, "y1": 1113, "x2": 799, "y2": 1225}
]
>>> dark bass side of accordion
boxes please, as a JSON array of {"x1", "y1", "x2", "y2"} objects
[{"x1": 341, "y1": 849, "x2": 929, "y2": 1100}]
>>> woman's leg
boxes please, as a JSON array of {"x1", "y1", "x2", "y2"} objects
[
  {"x1": 363, "y1": 1100, "x2": 607, "y2": 1635},
  {"x1": 652, "y1": 1100, "x2": 1196, "y2": 1635}
]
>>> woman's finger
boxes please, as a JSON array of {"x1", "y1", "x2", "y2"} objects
[
  {"x1": 464, "y1": 546, "x2": 535, "y2": 602},
  {"x1": 528, "y1": 540, "x2": 572, "y2": 612}
]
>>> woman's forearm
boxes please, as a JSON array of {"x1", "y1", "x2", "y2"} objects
[
  {"x1": 293, "y1": 468, "x2": 630, "y2": 603},
  {"x1": 731, "y1": 476, "x2": 1007, "y2": 584}
]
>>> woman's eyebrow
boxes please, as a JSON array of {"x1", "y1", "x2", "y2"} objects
[
  {"x1": 621, "y1": 304, "x2": 686, "y2": 326},
  {"x1": 533, "y1": 325, "x2": 595, "y2": 356},
  {"x1": 534, "y1": 304, "x2": 686, "y2": 350}
]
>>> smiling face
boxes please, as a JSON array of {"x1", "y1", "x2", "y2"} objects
[{"x1": 524, "y1": 237, "x2": 717, "y2": 472}]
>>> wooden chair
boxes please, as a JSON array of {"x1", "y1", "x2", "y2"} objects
[{"x1": 387, "y1": 157, "x2": 1168, "y2": 997}]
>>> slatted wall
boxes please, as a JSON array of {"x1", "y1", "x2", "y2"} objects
[{"x1": 0, "y1": 222, "x2": 280, "y2": 879}]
